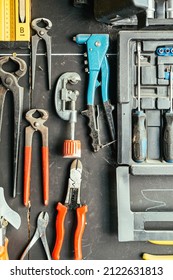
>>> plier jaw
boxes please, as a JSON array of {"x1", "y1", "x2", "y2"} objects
[
  {"x1": 52, "y1": 159, "x2": 88, "y2": 260},
  {"x1": 20, "y1": 212, "x2": 51, "y2": 260},
  {"x1": 64, "y1": 159, "x2": 82, "y2": 209},
  {"x1": 74, "y1": 34, "x2": 116, "y2": 152}
]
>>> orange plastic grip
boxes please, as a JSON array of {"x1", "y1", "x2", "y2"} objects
[
  {"x1": 52, "y1": 203, "x2": 67, "y2": 260},
  {"x1": 42, "y1": 146, "x2": 49, "y2": 205},
  {"x1": 0, "y1": 238, "x2": 9, "y2": 260},
  {"x1": 23, "y1": 146, "x2": 32, "y2": 206},
  {"x1": 63, "y1": 140, "x2": 81, "y2": 158},
  {"x1": 74, "y1": 205, "x2": 88, "y2": 260}
]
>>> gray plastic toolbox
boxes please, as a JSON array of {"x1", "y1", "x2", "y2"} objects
[
  {"x1": 116, "y1": 30, "x2": 173, "y2": 241},
  {"x1": 94, "y1": 0, "x2": 173, "y2": 27}
]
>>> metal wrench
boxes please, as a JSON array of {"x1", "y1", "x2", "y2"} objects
[
  {"x1": 20, "y1": 212, "x2": 51, "y2": 260},
  {"x1": 0, "y1": 56, "x2": 27, "y2": 198}
]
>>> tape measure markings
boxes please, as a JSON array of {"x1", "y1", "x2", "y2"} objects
[{"x1": 0, "y1": 0, "x2": 30, "y2": 42}]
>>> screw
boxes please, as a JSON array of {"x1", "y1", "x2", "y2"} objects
[
  {"x1": 34, "y1": 122, "x2": 40, "y2": 127},
  {"x1": 39, "y1": 30, "x2": 45, "y2": 36},
  {"x1": 95, "y1": 41, "x2": 101, "y2": 47},
  {"x1": 5, "y1": 77, "x2": 12, "y2": 85}
]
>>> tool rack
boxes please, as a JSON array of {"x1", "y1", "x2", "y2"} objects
[{"x1": 1, "y1": 0, "x2": 173, "y2": 260}]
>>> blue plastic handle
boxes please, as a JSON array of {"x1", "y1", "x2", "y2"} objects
[{"x1": 75, "y1": 34, "x2": 109, "y2": 105}]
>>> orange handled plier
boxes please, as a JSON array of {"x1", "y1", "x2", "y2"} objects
[
  {"x1": 23, "y1": 109, "x2": 49, "y2": 206},
  {"x1": 52, "y1": 159, "x2": 88, "y2": 260}
]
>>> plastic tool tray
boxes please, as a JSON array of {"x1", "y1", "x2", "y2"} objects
[{"x1": 116, "y1": 30, "x2": 173, "y2": 242}]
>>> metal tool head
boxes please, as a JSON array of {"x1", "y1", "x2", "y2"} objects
[
  {"x1": 37, "y1": 211, "x2": 49, "y2": 233},
  {"x1": 31, "y1": 18, "x2": 52, "y2": 38},
  {"x1": 0, "y1": 56, "x2": 27, "y2": 89},
  {"x1": 0, "y1": 187, "x2": 21, "y2": 229},
  {"x1": 55, "y1": 72, "x2": 81, "y2": 121},
  {"x1": 70, "y1": 158, "x2": 82, "y2": 176},
  {"x1": 74, "y1": 34, "x2": 109, "y2": 72},
  {"x1": 65, "y1": 159, "x2": 83, "y2": 209},
  {"x1": 20, "y1": 211, "x2": 51, "y2": 260},
  {"x1": 25, "y1": 109, "x2": 49, "y2": 130}
]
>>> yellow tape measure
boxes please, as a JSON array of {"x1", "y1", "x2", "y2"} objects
[
  {"x1": 0, "y1": 1, "x2": 4, "y2": 40},
  {"x1": 0, "y1": 0, "x2": 30, "y2": 42},
  {"x1": 5, "y1": 0, "x2": 15, "y2": 41}
]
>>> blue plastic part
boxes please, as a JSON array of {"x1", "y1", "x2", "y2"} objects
[
  {"x1": 164, "y1": 71, "x2": 173, "y2": 80},
  {"x1": 164, "y1": 71, "x2": 170, "y2": 80},
  {"x1": 75, "y1": 34, "x2": 109, "y2": 105},
  {"x1": 156, "y1": 46, "x2": 173, "y2": 56}
]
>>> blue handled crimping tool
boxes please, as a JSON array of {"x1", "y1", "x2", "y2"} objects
[{"x1": 74, "y1": 34, "x2": 115, "y2": 152}]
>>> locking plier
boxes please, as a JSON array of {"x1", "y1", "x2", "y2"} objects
[
  {"x1": 52, "y1": 159, "x2": 88, "y2": 260},
  {"x1": 0, "y1": 56, "x2": 27, "y2": 198},
  {"x1": 74, "y1": 34, "x2": 115, "y2": 152}
]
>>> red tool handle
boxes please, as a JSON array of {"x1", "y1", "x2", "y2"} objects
[
  {"x1": 42, "y1": 146, "x2": 49, "y2": 205},
  {"x1": 74, "y1": 205, "x2": 88, "y2": 260},
  {"x1": 52, "y1": 203, "x2": 68, "y2": 260},
  {"x1": 23, "y1": 146, "x2": 32, "y2": 206},
  {"x1": 0, "y1": 238, "x2": 9, "y2": 260}
]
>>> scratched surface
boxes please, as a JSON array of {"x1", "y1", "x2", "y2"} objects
[{"x1": 1, "y1": 0, "x2": 173, "y2": 260}]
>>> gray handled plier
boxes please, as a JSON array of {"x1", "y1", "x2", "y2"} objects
[
  {"x1": 0, "y1": 56, "x2": 27, "y2": 198},
  {"x1": 31, "y1": 18, "x2": 52, "y2": 90}
]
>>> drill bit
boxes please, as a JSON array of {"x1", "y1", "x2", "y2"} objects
[{"x1": 19, "y1": 0, "x2": 26, "y2": 23}]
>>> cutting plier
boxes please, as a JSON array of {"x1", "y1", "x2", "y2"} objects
[
  {"x1": 20, "y1": 212, "x2": 51, "y2": 260},
  {"x1": 31, "y1": 18, "x2": 52, "y2": 90},
  {"x1": 23, "y1": 109, "x2": 49, "y2": 206},
  {"x1": 0, "y1": 56, "x2": 27, "y2": 198},
  {"x1": 52, "y1": 159, "x2": 88, "y2": 260},
  {"x1": 74, "y1": 34, "x2": 115, "y2": 152}
]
